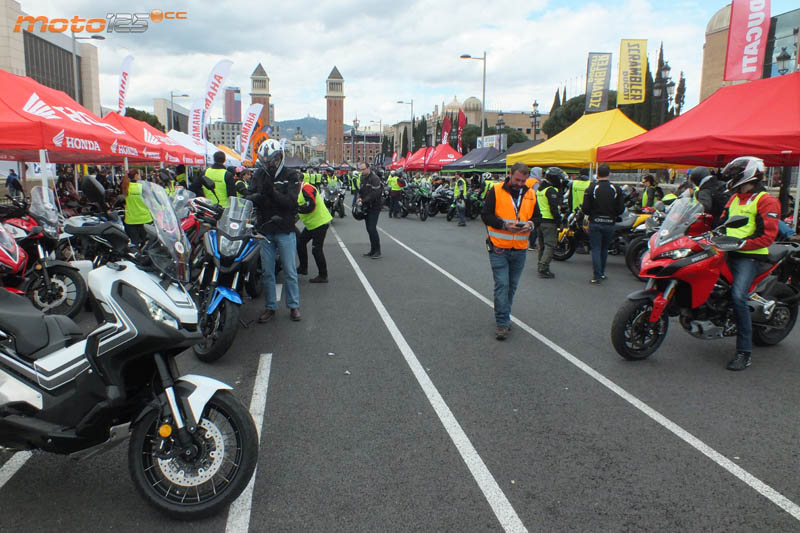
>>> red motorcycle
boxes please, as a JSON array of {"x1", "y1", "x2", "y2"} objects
[
  {"x1": 611, "y1": 197, "x2": 800, "y2": 360},
  {"x1": 1, "y1": 187, "x2": 87, "y2": 318}
]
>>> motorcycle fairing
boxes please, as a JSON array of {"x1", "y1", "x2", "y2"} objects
[{"x1": 208, "y1": 286, "x2": 242, "y2": 314}]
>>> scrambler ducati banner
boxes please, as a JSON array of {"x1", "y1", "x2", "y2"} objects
[
  {"x1": 724, "y1": 0, "x2": 771, "y2": 81},
  {"x1": 617, "y1": 40, "x2": 646, "y2": 105}
]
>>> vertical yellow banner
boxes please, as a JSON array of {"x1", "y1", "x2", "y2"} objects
[{"x1": 617, "y1": 39, "x2": 647, "y2": 105}]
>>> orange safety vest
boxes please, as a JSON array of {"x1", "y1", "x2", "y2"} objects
[
  {"x1": 487, "y1": 182, "x2": 537, "y2": 250},
  {"x1": 525, "y1": 177, "x2": 540, "y2": 191}
]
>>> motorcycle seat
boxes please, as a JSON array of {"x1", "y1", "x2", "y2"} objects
[
  {"x1": 0, "y1": 291, "x2": 83, "y2": 359},
  {"x1": 64, "y1": 221, "x2": 117, "y2": 235},
  {"x1": 767, "y1": 244, "x2": 796, "y2": 264}
]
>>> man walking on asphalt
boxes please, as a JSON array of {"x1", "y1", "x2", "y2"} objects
[
  {"x1": 357, "y1": 162, "x2": 383, "y2": 258},
  {"x1": 582, "y1": 163, "x2": 624, "y2": 284},
  {"x1": 482, "y1": 162, "x2": 537, "y2": 340},
  {"x1": 535, "y1": 167, "x2": 565, "y2": 278}
]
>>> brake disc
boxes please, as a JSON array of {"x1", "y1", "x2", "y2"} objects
[{"x1": 156, "y1": 419, "x2": 226, "y2": 487}]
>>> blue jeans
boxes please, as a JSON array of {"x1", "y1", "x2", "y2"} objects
[
  {"x1": 728, "y1": 255, "x2": 760, "y2": 352},
  {"x1": 589, "y1": 222, "x2": 615, "y2": 279},
  {"x1": 778, "y1": 219, "x2": 796, "y2": 239},
  {"x1": 489, "y1": 248, "x2": 527, "y2": 327},
  {"x1": 260, "y1": 232, "x2": 300, "y2": 310}
]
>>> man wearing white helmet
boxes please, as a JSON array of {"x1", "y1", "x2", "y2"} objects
[{"x1": 239, "y1": 139, "x2": 302, "y2": 323}]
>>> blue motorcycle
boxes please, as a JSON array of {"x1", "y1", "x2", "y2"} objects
[{"x1": 193, "y1": 197, "x2": 260, "y2": 362}]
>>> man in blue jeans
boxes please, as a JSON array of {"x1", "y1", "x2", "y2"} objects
[
  {"x1": 240, "y1": 139, "x2": 302, "y2": 323},
  {"x1": 481, "y1": 163, "x2": 537, "y2": 340},
  {"x1": 581, "y1": 163, "x2": 624, "y2": 284}
]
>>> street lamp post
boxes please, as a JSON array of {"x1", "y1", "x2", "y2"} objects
[
  {"x1": 530, "y1": 100, "x2": 540, "y2": 142},
  {"x1": 169, "y1": 92, "x2": 190, "y2": 132},
  {"x1": 371, "y1": 120, "x2": 383, "y2": 163},
  {"x1": 397, "y1": 100, "x2": 413, "y2": 152},
  {"x1": 776, "y1": 47, "x2": 792, "y2": 75},
  {"x1": 70, "y1": 32, "x2": 105, "y2": 105},
  {"x1": 460, "y1": 51, "x2": 487, "y2": 142},
  {"x1": 653, "y1": 61, "x2": 674, "y2": 126}
]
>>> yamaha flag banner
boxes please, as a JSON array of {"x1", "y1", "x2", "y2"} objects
[
  {"x1": 440, "y1": 115, "x2": 452, "y2": 145},
  {"x1": 201, "y1": 59, "x2": 233, "y2": 122},
  {"x1": 585, "y1": 52, "x2": 612, "y2": 112},
  {"x1": 457, "y1": 109, "x2": 467, "y2": 153},
  {"x1": 724, "y1": 0, "x2": 770, "y2": 81},
  {"x1": 117, "y1": 55, "x2": 134, "y2": 116},
  {"x1": 238, "y1": 103, "x2": 263, "y2": 159},
  {"x1": 188, "y1": 98, "x2": 205, "y2": 141},
  {"x1": 617, "y1": 40, "x2": 646, "y2": 105}
]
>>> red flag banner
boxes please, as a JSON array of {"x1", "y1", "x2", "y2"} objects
[
  {"x1": 440, "y1": 115, "x2": 452, "y2": 145},
  {"x1": 724, "y1": 0, "x2": 771, "y2": 81},
  {"x1": 457, "y1": 109, "x2": 466, "y2": 152},
  {"x1": 391, "y1": 151, "x2": 398, "y2": 163}
]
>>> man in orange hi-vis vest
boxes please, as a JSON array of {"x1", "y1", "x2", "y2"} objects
[{"x1": 481, "y1": 162, "x2": 537, "y2": 340}]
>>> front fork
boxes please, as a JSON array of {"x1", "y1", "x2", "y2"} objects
[
  {"x1": 649, "y1": 279, "x2": 677, "y2": 322},
  {"x1": 153, "y1": 353, "x2": 197, "y2": 453}
]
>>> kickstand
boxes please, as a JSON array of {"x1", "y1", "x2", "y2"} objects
[{"x1": 240, "y1": 318, "x2": 254, "y2": 329}]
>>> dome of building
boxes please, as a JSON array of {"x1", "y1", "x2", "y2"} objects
[
  {"x1": 444, "y1": 96, "x2": 462, "y2": 112},
  {"x1": 463, "y1": 96, "x2": 482, "y2": 111},
  {"x1": 706, "y1": 4, "x2": 731, "y2": 34}
]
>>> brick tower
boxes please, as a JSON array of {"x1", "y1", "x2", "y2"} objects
[
  {"x1": 325, "y1": 66, "x2": 344, "y2": 164},
  {"x1": 250, "y1": 63, "x2": 271, "y2": 126}
]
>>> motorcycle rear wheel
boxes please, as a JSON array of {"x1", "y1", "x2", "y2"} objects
[
  {"x1": 427, "y1": 203, "x2": 437, "y2": 217},
  {"x1": 753, "y1": 282, "x2": 798, "y2": 346},
  {"x1": 611, "y1": 299, "x2": 669, "y2": 360},
  {"x1": 245, "y1": 258, "x2": 263, "y2": 298},
  {"x1": 128, "y1": 390, "x2": 258, "y2": 520},
  {"x1": 625, "y1": 236, "x2": 649, "y2": 281}
]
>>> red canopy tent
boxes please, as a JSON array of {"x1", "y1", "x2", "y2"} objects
[
  {"x1": 404, "y1": 147, "x2": 433, "y2": 171},
  {"x1": 102, "y1": 112, "x2": 205, "y2": 166},
  {"x1": 0, "y1": 69, "x2": 148, "y2": 163},
  {"x1": 388, "y1": 156, "x2": 406, "y2": 170},
  {"x1": 423, "y1": 143, "x2": 462, "y2": 171},
  {"x1": 597, "y1": 72, "x2": 800, "y2": 168}
]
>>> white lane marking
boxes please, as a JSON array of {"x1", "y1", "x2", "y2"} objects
[
  {"x1": 0, "y1": 451, "x2": 31, "y2": 490},
  {"x1": 377, "y1": 226, "x2": 800, "y2": 522},
  {"x1": 276, "y1": 283, "x2": 283, "y2": 303},
  {"x1": 225, "y1": 353, "x2": 273, "y2": 533},
  {"x1": 332, "y1": 227, "x2": 527, "y2": 533}
]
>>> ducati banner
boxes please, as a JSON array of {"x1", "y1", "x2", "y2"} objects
[
  {"x1": 239, "y1": 103, "x2": 263, "y2": 159},
  {"x1": 117, "y1": 55, "x2": 134, "y2": 116},
  {"x1": 441, "y1": 115, "x2": 452, "y2": 145},
  {"x1": 617, "y1": 40, "x2": 646, "y2": 105},
  {"x1": 585, "y1": 52, "x2": 612, "y2": 112},
  {"x1": 724, "y1": 0, "x2": 771, "y2": 81},
  {"x1": 457, "y1": 109, "x2": 467, "y2": 153},
  {"x1": 391, "y1": 151, "x2": 398, "y2": 163}
]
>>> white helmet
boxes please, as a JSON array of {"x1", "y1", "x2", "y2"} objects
[
  {"x1": 723, "y1": 156, "x2": 765, "y2": 191},
  {"x1": 482, "y1": 172, "x2": 492, "y2": 181},
  {"x1": 256, "y1": 139, "x2": 285, "y2": 177}
]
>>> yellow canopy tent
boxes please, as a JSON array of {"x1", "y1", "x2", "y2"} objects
[
  {"x1": 216, "y1": 144, "x2": 242, "y2": 165},
  {"x1": 506, "y1": 109, "x2": 671, "y2": 170}
]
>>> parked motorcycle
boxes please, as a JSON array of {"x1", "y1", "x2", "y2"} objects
[
  {"x1": 193, "y1": 197, "x2": 261, "y2": 363},
  {"x1": 427, "y1": 185, "x2": 453, "y2": 217},
  {"x1": 2, "y1": 188, "x2": 87, "y2": 317},
  {"x1": 0, "y1": 181, "x2": 258, "y2": 519},
  {"x1": 414, "y1": 183, "x2": 432, "y2": 221},
  {"x1": 610, "y1": 197, "x2": 800, "y2": 360},
  {"x1": 323, "y1": 183, "x2": 346, "y2": 218}
]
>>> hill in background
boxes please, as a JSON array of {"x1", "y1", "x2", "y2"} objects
[{"x1": 274, "y1": 116, "x2": 352, "y2": 144}]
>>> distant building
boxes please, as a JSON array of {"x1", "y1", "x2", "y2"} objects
[
  {"x1": 224, "y1": 86, "x2": 241, "y2": 123},
  {"x1": 207, "y1": 121, "x2": 242, "y2": 149},
  {"x1": 325, "y1": 66, "x2": 345, "y2": 164},
  {"x1": 250, "y1": 63, "x2": 271, "y2": 126},
  {"x1": 344, "y1": 130, "x2": 381, "y2": 163},
  {"x1": 154, "y1": 99, "x2": 189, "y2": 133},
  {"x1": 286, "y1": 127, "x2": 312, "y2": 161}
]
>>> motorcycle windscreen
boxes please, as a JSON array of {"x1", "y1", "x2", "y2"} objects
[
  {"x1": 217, "y1": 197, "x2": 254, "y2": 257},
  {"x1": 29, "y1": 186, "x2": 59, "y2": 233},
  {"x1": 141, "y1": 182, "x2": 192, "y2": 283},
  {"x1": 654, "y1": 197, "x2": 705, "y2": 248},
  {"x1": 172, "y1": 189, "x2": 196, "y2": 220}
]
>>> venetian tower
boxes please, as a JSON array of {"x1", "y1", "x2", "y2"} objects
[
  {"x1": 250, "y1": 63, "x2": 271, "y2": 126},
  {"x1": 325, "y1": 66, "x2": 345, "y2": 164}
]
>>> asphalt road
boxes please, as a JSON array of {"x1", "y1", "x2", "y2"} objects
[{"x1": 2, "y1": 205, "x2": 800, "y2": 532}]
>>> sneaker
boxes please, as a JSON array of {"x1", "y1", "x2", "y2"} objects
[
  {"x1": 370, "y1": 252, "x2": 382, "y2": 259},
  {"x1": 601, "y1": 274, "x2": 607, "y2": 280},
  {"x1": 495, "y1": 326, "x2": 509, "y2": 340},
  {"x1": 290, "y1": 308, "x2": 302, "y2": 321},
  {"x1": 726, "y1": 351, "x2": 751, "y2": 371},
  {"x1": 309, "y1": 275, "x2": 328, "y2": 283},
  {"x1": 257, "y1": 309, "x2": 275, "y2": 323},
  {"x1": 457, "y1": 222, "x2": 466, "y2": 227},
  {"x1": 362, "y1": 251, "x2": 375, "y2": 257},
  {"x1": 538, "y1": 270, "x2": 555, "y2": 279},
  {"x1": 296, "y1": 268, "x2": 308, "y2": 276},
  {"x1": 590, "y1": 278, "x2": 602, "y2": 284},
  {"x1": 527, "y1": 246, "x2": 537, "y2": 251}
]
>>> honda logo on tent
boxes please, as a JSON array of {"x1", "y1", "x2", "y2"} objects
[
  {"x1": 52, "y1": 129, "x2": 65, "y2": 147},
  {"x1": 110, "y1": 139, "x2": 118, "y2": 153},
  {"x1": 165, "y1": 153, "x2": 179, "y2": 163},
  {"x1": 143, "y1": 128, "x2": 162, "y2": 145},
  {"x1": 143, "y1": 148, "x2": 159, "y2": 159},
  {"x1": 24, "y1": 93, "x2": 58, "y2": 120}
]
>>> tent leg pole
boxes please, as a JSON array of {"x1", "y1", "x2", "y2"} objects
[
  {"x1": 124, "y1": 157, "x2": 129, "y2": 172},
  {"x1": 39, "y1": 149, "x2": 48, "y2": 191}
]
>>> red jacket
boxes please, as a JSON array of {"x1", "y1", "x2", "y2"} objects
[{"x1": 722, "y1": 186, "x2": 779, "y2": 252}]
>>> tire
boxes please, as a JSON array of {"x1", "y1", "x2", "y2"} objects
[
  {"x1": 401, "y1": 205, "x2": 409, "y2": 218},
  {"x1": 427, "y1": 203, "x2": 437, "y2": 217},
  {"x1": 193, "y1": 298, "x2": 240, "y2": 363},
  {"x1": 610, "y1": 298, "x2": 669, "y2": 360},
  {"x1": 128, "y1": 390, "x2": 258, "y2": 520},
  {"x1": 552, "y1": 234, "x2": 576, "y2": 261},
  {"x1": 446, "y1": 208, "x2": 455, "y2": 222},
  {"x1": 245, "y1": 259, "x2": 263, "y2": 298},
  {"x1": 625, "y1": 236, "x2": 650, "y2": 281},
  {"x1": 419, "y1": 201, "x2": 429, "y2": 221},
  {"x1": 26, "y1": 265, "x2": 88, "y2": 318},
  {"x1": 337, "y1": 204, "x2": 345, "y2": 218},
  {"x1": 753, "y1": 282, "x2": 799, "y2": 346}
]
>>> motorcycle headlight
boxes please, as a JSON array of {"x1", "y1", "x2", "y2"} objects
[
  {"x1": 655, "y1": 248, "x2": 693, "y2": 260},
  {"x1": 219, "y1": 235, "x2": 243, "y2": 258},
  {"x1": 137, "y1": 290, "x2": 179, "y2": 329}
]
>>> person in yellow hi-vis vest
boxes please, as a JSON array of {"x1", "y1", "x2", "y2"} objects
[
  {"x1": 296, "y1": 177, "x2": 333, "y2": 283},
  {"x1": 122, "y1": 168, "x2": 153, "y2": 246},
  {"x1": 481, "y1": 162, "x2": 537, "y2": 340},
  {"x1": 202, "y1": 151, "x2": 235, "y2": 208},
  {"x1": 719, "y1": 157, "x2": 780, "y2": 371},
  {"x1": 453, "y1": 172, "x2": 468, "y2": 226}
]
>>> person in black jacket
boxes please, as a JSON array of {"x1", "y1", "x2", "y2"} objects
[
  {"x1": 238, "y1": 139, "x2": 302, "y2": 323},
  {"x1": 357, "y1": 162, "x2": 383, "y2": 258},
  {"x1": 582, "y1": 163, "x2": 624, "y2": 284},
  {"x1": 689, "y1": 166, "x2": 728, "y2": 225},
  {"x1": 534, "y1": 167, "x2": 565, "y2": 278}
]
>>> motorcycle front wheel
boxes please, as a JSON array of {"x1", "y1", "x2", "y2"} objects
[
  {"x1": 610, "y1": 299, "x2": 669, "y2": 360},
  {"x1": 245, "y1": 258, "x2": 263, "y2": 298},
  {"x1": 26, "y1": 265, "x2": 87, "y2": 318},
  {"x1": 446, "y1": 207, "x2": 455, "y2": 222},
  {"x1": 128, "y1": 390, "x2": 258, "y2": 520},
  {"x1": 419, "y1": 201, "x2": 429, "y2": 221},
  {"x1": 193, "y1": 298, "x2": 240, "y2": 363},
  {"x1": 552, "y1": 235, "x2": 576, "y2": 261}
]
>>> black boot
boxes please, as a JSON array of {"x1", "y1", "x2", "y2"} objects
[{"x1": 726, "y1": 351, "x2": 751, "y2": 371}]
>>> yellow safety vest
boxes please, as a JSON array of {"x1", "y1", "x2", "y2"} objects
[
  {"x1": 726, "y1": 191, "x2": 769, "y2": 255},
  {"x1": 125, "y1": 182, "x2": 153, "y2": 225},
  {"x1": 571, "y1": 180, "x2": 590, "y2": 211},
  {"x1": 203, "y1": 168, "x2": 229, "y2": 208},
  {"x1": 537, "y1": 186, "x2": 556, "y2": 220},
  {"x1": 297, "y1": 184, "x2": 333, "y2": 230}
]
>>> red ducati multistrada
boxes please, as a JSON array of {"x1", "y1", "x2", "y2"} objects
[{"x1": 611, "y1": 197, "x2": 800, "y2": 360}]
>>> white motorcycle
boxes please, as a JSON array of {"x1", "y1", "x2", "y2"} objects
[{"x1": 0, "y1": 181, "x2": 258, "y2": 519}]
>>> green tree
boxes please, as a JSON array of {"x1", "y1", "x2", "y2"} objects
[
  {"x1": 126, "y1": 107, "x2": 164, "y2": 131},
  {"x1": 401, "y1": 127, "x2": 408, "y2": 156},
  {"x1": 461, "y1": 124, "x2": 481, "y2": 152},
  {"x1": 551, "y1": 89, "x2": 561, "y2": 113},
  {"x1": 674, "y1": 71, "x2": 686, "y2": 116},
  {"x1": 542, "y1": 94, "x2": 586, "y2": 137},
  {"x1": 499, "y1": 127, "x2": 528, "y2": 147},
  {"x1": 562, "y1": 87, "x2": 566, "y2": 104}
]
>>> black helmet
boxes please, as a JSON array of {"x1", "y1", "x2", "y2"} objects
[
  {"x1": 352, "y1": 202, "x2": 366, "y2": 220},
  {"x1": 545, "y1": 166, "x2": 566, "y2": 187},
  {"x1": 256, "y1": 139, "x2": 285, "y2": 178},
  {"x1": 723, "y1": 156, "x2": 764, "y2": 191},
  {"x1": 689, "y1": 166, "x2": 710, "y2": 187}
]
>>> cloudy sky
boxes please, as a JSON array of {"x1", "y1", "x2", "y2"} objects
[{"x1": 24, "y1": 0, "x2": 800, "y2": 131}]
